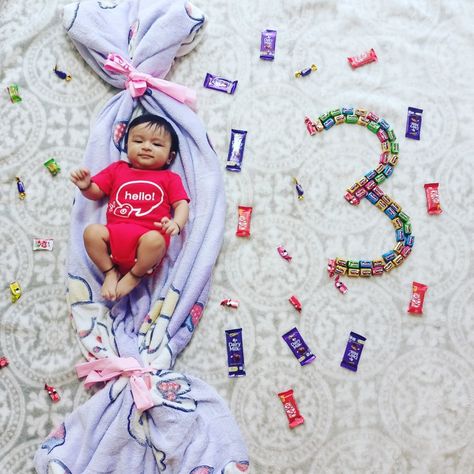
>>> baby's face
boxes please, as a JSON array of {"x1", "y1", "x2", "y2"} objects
[{"x1": 127, "y1": 123, "x2": 174, "y2": 170}]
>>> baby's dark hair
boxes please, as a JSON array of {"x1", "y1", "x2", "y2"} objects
[{"x1": 126, "y1": 113, "x2": 180, "y2": 158}]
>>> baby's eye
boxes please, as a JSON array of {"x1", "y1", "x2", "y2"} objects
[
  {"x1": 134, "y1": 139, "x2": 143, "y2": 143},
  {"x1": 153, "y1": 143, "x2": 162, "y2": 147}
]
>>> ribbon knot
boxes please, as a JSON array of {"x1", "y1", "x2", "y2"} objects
[
  {"x1": 104, "y1": 53, "x2": 196, "y2": 110},
  {"x1": 76, "y1": 356, "x2": 155, "y2": 411}
]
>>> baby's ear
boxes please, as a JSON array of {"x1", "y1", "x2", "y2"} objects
[{"x1": 167, "y1": 151, "x2": 176, "y2": 163}]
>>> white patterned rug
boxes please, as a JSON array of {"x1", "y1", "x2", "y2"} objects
[{"x1": 1, "y1": 1, "x2": 474, "y2": 473}]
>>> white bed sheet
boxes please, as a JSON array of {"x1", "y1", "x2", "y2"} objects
[{"x1": 1, "y1": 1, "x2": 473, "y2": 472}]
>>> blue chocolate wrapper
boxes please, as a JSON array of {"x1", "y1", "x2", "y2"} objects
[
  {"x1": 225, "y1": 328, "x2": 246, "y2": 377},
  {"x1": 260, "y1": 29, "x2": 276, "y2": 60},
  {"x1": 226, "y1": 129, "x2": 247, "y2": 172},
  {"x1": 203, "y1": 73, "x2": 238, "y2": 94},
  {"x1": 340, "y1": 331, "x2": 366, "y2": 372},
  {"x1": 405, "y1": 107, "x2": 423, "y2": 140},
  {"x1": 282, "y1": 327, "x2": 316, "y2": 366}
]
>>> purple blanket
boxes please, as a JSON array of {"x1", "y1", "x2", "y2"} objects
[{"x1": 34, "y1": 1, "x2": 249, "y2": 473}]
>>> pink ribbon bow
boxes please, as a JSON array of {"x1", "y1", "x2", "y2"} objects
[
  {"x1": 104, "y1": 53, "x2": 197, "y2": 110},
  {"x1": 76, "y1": 356, "x2": 155, "y2": 411}
]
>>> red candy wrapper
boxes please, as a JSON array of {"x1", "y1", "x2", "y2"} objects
[
  {"x1": 424, "y1": 183, "x2": 442, "y2": 215},
  {"x1": 327, "y1": 259, "x2": 336, "y2": 277},
  {"x1": 334, "y1": 275, "x2": 348, "y2": 294},
  {"x1": 277, "y1": 245, "x2": 292, "y2": 262},
  {"x1": 220, "y1": 298, "x2": 239, "y2": 309},
  {"x1": 44, "y1": 383, "x2": 61, "y2": 402},
  {"x1": 347, "y1": 48, "x2": 378, "y2": 69},
  {"x1": 304, "y1": 116, "x2": 317, "y2": 135},
  {"x1": 236, "y1": 205, "x2": 253, "y2": 237},
  {"x1": 0, "y1": 356, "x2": 9, "y2": 369},
  {"x1": 407, "y1": 281, "x2": 428, "y2": 315},
  {"x1": 289, "y1": 295, "x2": 302, "y2": 312},
  {"x1": 278, "y1": 389, "x2": 304, "y2": 429}
]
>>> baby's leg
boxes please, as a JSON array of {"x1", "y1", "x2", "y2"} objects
[
  {"x1": 83, "y1": 224, "x2": 120, "y2": 301},
  {"x1": 115, "y1": 230, "x2": 166, "y2": 299}
]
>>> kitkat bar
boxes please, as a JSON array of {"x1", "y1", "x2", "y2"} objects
[
  {"x1": 278, "y1": 389, "x2": 304, "y2": 429},
  {"x1": 424, "y1": 183, "x2": 442, "y2": 215},
  {"x1": 407, "y1": 281, "x2": 428, "y2": 315},
  {"x1": 347, "y1": 48, "x2": 377, "y2": 68}
]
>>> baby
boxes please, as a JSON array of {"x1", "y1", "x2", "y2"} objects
[{"x1": 70, "y1": 114, "x2": 190, "y2": 301}]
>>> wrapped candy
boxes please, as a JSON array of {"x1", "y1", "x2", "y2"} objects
[
  {"x1": 295, "y1": 64, "x2": 317, "y2": 78},
  {"x1": 235, "y1": 206, "x2": 253, "y2": 237},
  {"x1": 424, "y1": 183, "x2": 442, "y2": 215},
  {"x1": 220, "y1": 299, "x2": 239, "y2": 309},
  {"x1": 405, "y1": 107, "x2": 423, "y2": 140},
  {"x1": 327, "y1": 259, "x2": 336, "y2": 278},
  {"x1": 9, "y1": 281, "x2": 21, "y2": 303},
  {"x1": 407, "y1": 281, "x2": 428, "y2": 315},
  {"x1": 44, "y1": 158, "x2": 61, "y2": 176},
  {"x1": 6, "y1": 83, "x2": 22, "y2": 103},
  {"x1": 260, "y1": 29, "x2": 277, "y2": 60},
  {"x1": 292, "y1": 177, "x2": 304, "y2": 200},
  {"x1": 278, "y1": 389, "x2": 304, "y2": 429},
  {"x1": 340, "y1": 332, "x2": 366, "y2": 372},
  {"x1": 225, "y1": 329, "x2": 246, "y2": 377},
  {"x1": 334, "y1": 275, "x2": 348, "y2": 294},
  {"x1": 304, "y1": 116, "x2": 317, "y2": 135},
  {"x1": 203, "y1": 73, "x2": 238, "y2": 94},
  {"x1": 347, "y1": 48, "x2": 377, "y2": 68},
  {"x1": 226, "y1": 129, "x2": 247, "y2": 172},
  {"x1": 53, "y1": 65, "x2": 72, "y2": 81},
  {"x1": 282, "y1": 327, "x2": 316, "y2": 366},
  {"x1": 33, "y1": 238, "x2": 54, "y2": 251},
  {"x1": 277, "y1": 245, "x2": 292, "y2": 262},
  {"x1": 44, "y1": 383, "x2": 61, "y2": 402},
  {"x1": 16, "y1": 177, "x2": 26, "y2": 199},
  {"x1": 0, "y1": 356, "x2": 9, "y2": 369},
  {"x1": 288, "y1": 295, "x2": 302, "y2": 312}
]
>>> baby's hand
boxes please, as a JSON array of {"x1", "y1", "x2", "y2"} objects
[
  {"x1": 154, "y1": 217, "x2": 180, "y2": 236},
  {"x1": 70, "y1": 167, "x2": 91, "y2": 190}
]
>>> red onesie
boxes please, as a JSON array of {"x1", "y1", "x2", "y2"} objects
[{"x1": 92, "y1": 161, "x2": 190, "y2": 274}]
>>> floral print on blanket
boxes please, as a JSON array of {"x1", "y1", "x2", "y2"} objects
[
  {"x1": 222, "y1": 461, "x2": 250, "y2": 473},
  {"x1": 190, "y1": 466, "x2": 214, "y2": 474},
  {"x1": 41, "y1": 423, "x2": 66, "y2": 454}
]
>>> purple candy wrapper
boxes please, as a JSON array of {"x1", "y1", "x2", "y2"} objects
[
  {"x1": 226, "y1": 129, "x2": 247, "y2": 172},
  {"x1": 340, "y1": 331, "x2": 366, "y2": 372},
  {"x1": 282, "y1": 327, "x2": 316, "y2": 366},
  {"x1": 225, "y1": 328, "x2": 246, "y2": 377},
  {"x1": 405, "y1": 107, "x2": 423, "y2": 140},
  {"x1": 260, "y1": 29, "x2": 276, "y2": 61},
  {"x1": 203, "y1": 73, "x2": 238, "y2": 94}
]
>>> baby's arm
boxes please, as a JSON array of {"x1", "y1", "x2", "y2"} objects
[
  {"x1": 155, "y1": 200, "x2": 189, "y2": 235},
  {"x1": 70, "y1": 167, "x2": 105, "y2": 200}
]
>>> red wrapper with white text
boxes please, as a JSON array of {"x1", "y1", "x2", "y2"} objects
[
  {"x1": 236, "y1": 205, "x2": 253, "y2": 237},
  {"x1": 407, "y1": 281, "x2": 428, "y2": 315},
  {"x1": 278, "y1": 389, "x2": 304, "y2": 429},
  {"x1": 424, "y1": 183, "x2": 443, "y2": 215}
]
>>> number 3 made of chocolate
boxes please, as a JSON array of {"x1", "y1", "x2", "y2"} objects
[{"x1": 308, "y1": 107, "x2": 414, "y2": 278}]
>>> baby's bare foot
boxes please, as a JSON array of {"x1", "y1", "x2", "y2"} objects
[
  {"x1": 101, "y1": 267, "x2": 120, "y2": 301},
  {"x1": 115, "y1": 271, "x2": 143, "y2": 300}
]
